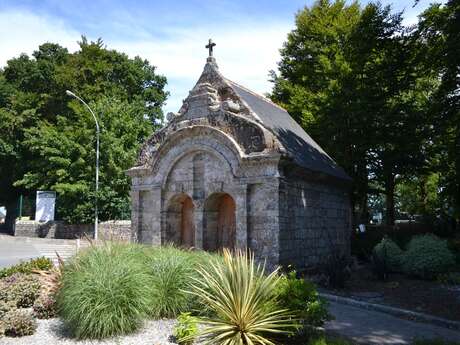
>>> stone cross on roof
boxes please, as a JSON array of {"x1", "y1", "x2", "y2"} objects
[{"x1": 205, "y1": 39, "x2": 216, "y2": 57}]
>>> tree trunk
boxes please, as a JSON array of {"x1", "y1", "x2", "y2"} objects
[
  {"x1": 385, "y1": 174, "x2": 396, "y2": 227},
  {"x1": 4, "y1": 199, "x2": 17, "y2": 235}
]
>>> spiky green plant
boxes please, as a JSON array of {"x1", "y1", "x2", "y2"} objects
[{"x1": 189, "y1": 249, "x2": 297, "y2": 345}]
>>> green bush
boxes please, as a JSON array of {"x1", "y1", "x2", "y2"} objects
[
  {"x1": 0, "y1": 273, "x2": 41, "y2": 307},
  {"x1": 373, "y1": 237, "x2": 403, "y2": 272},
  {"x1": 275, "y1": 271, "x2": 330, "y2": 327},
  {"x1": 58, "y1": 243, "x2": 153, "y2": 339},
  {"x1": 2, "y1": 309, "x2": 37, "y2": 337},
  {"x1": 0, "y1": 257, "x2": 52, "y2": 278},
  {"x1": 33, "y1": 293, "x2": 57, "y2": 319},
  {"x1": 402, "y1": 234, "x2": 455, "y2": 280},
  {"x1": 144, "y1": 246, "x2": 216, "y2": 318},
  {"x1": 437, "y1": 272, "x2": 460, "y2": 286},
  {"x1": 0, "y1": 300, "x2": 16, "y2": 319},
  {"x1": 173, "y1": 312, "x2": 199, "y2": 345}
]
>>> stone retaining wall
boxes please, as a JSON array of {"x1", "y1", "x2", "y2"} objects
[{"x1": 14, "y1": 220, "x2": 131, "y2": 241}]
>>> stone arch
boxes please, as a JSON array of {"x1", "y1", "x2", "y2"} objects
[
  {"x1": 151, "y1": 126, "x2": 244, "y2": 186},
  {"x1": 165, "y1": 194, "x2": 195, "y2": 247},
  {"x1": 203, "y1": 193, "x2": 236, "y2": 251}
]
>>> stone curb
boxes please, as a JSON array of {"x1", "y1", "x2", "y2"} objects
[{"x1": 320, "y1": 292, "x2": 460, "y2": 331}]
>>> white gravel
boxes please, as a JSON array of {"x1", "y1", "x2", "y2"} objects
[{"x1": 0, "y1": 318, "x2": 179, "y2": 345}]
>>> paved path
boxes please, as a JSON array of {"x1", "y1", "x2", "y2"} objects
[
  {"x1": 326, "y1": 301, "x2": 460, "y2": 344},
  {"x1": 0, "y1": 236, "x2": 80, "y2": 267}
]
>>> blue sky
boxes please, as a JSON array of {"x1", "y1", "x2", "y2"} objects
[{"x1": 0, "y1": 0, "x2": 442, "y2": 114}]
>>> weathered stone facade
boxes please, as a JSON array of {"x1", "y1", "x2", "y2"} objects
[{"x1": 128, "y1": 52, "x2": 352, "y2": 270}]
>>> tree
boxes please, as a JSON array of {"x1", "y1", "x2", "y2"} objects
[
  {"x1": 271, "y1": 0, "x2": 434, "y2": 226},
  {"x1": 0, "y1": 38, "x2": 168, "y2": 226},
  {"x1": 270, "y1": 0, "x2": 366, "y2": 223},
  {"x1": 418, "y1": 0, "x2": 460, "y2": 228}
]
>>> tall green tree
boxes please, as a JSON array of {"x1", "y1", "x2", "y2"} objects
[
  {"x1": 271, "y1": 0, "x2": 433, "y2": 225},
  {"x1": 0, "y1": 38, "x2": 167, "y2": 226},
  {"x1": 418, "y1": 0, "x2": 460, "y2": 226}
]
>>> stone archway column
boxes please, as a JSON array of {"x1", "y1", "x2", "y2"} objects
[
  {"x1": 150, "y1": 186, "x2": 162, "y2": 245},
  {"x1": 234, "y1": 184, "x2": 248, "y2": 249},
  {"x1": 193, "y1": 199, "x2": 204, "y2": 249}
]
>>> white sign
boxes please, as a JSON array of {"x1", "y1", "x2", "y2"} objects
[{"x1": 35, "y1": 191, "x2": 56, "y2": 222}]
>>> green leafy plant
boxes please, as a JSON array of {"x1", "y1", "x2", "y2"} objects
[
  {"x1": 402, "y1": 234, "x2": 455, "y2": 280},
  {"x1": 437, "y1": 272, "x2": 460, "y2": 286},
  {"x1": 173, "y1": 312, "x2": 199, "y2": 345},
  {"x1": 189, "y1": 249, "x2": 297, "y2": 345},
  {"x1": 58, "y1": 243, "x2": 153, "y2": 339},
  {"x1": 0, "y1": 257, "x2": 52, "y2": 278},
  {"x1": 144, "y1": 246, "x2": 217, "y2": 318},
  {"x1": 0, "y1": 300, "x2": 16, "y2": 319},
  {"x1": 2, "y1": 309, "x2": 37, "y2": 337},
  {"x1": 33, "y1": 293, "x2": 57, "y2": 319},
  {"x1": 275, "y1": 270, "x2": 330, "y2": 327},
  {"x1": 33, "y1": 253, "x2": 64, "y2": 296},
  {"x1": 0, "y1": 273, "x2": 41, "y2": 307},
  {"x1": 373, "y1": 237, "x2": 403, "y2": 272}
]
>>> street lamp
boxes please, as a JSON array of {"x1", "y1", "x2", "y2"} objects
[{"x1": 66, "y1": 90, "x2": 100, "y2": 240}]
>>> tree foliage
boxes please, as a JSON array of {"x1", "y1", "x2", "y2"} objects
[
  {"x1": 0, "y1": 38, "x2": 167, "y2": 224},
  {"x1": 271, "y1": 0, "x2": 455, "y2": 227}
]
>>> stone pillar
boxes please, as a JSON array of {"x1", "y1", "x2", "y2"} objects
[
  {"x1": 150, "y1": 186, "x2": 162, "y2": 245},
  {"x1": 193, "y1": 199, "x2": 204, "y2": 249},
  {"x1": 130, "y1": 190, "x2": 140, "y2": 242},
  {"x1": 234, "y1": 184, "x2": 247, "y2": 249}
]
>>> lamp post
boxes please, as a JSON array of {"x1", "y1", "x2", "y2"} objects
[{"x1": 66, "y1": 90, "x2": 100, "y2": 240}]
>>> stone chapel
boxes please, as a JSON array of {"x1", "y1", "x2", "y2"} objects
[{"x1": 127, "y1": 41, "x2": 352, "y2": 269}]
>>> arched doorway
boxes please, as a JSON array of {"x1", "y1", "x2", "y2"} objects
[
  {"x1": 165, "y1": 194, "x2": 195, "y2": 247},
  {"x1": 203, "y1": 193, "x2": 236, "y2": 251}
]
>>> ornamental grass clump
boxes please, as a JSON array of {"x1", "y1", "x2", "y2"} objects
[
  {"x1": 144, "y1": 245, "x2": 216, "y2": 318},
  {"x1": 58, "y1": 243, "x2": 153, "y2": 339},
  {"x1": 189, "y1": 249, "x2": 297, "y2": 345}
]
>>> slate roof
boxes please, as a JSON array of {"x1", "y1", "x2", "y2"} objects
[{"x1": 226, "y1": 79, "x2": 351, "y2": 181}]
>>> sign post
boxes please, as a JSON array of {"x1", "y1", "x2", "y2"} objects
[{"x1": 35, "y1": 191, "x2": 56, "y2": 222}]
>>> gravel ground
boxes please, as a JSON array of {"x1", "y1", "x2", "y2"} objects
[{"x1": 0, "y1": 318, "x2": 178, "y2": 345}]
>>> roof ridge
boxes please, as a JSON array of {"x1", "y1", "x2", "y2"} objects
[{"x1": 225, "y1": 78, "x2": 288, "y2": 113}]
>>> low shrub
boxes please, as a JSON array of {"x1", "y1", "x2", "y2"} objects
[
  {"x1": 144, "y1": 246, "x2": 216, "y2": 318},
  {"x1": 189, "y1": 249, "x2": 297, "y2": 345},
  {"x1": 58, "y1": 243, "x2": 153, "y2": 339},
  {"x1": 437, "y1": 272, "x2": 460, "y2": 286},
  {"x1": 0, "y1": 273, "x2": 41, "y2": 307},
  {"x1": 0, "y1": 257, "x2": 52, "y2": 278},
  {"x1": 33, "y1": 293, "x2": 57, "y2": 319},
  {"x1": 402, "y1": 234, "x2": 455, "y2": 280},
  {"x1": 321, "y1": 252, "x2": 350, "y2": 288},
  {"x1": 33, "y1": 254, "x2": 64, "y2": 296},
  {"x1": 373, "y1": 237, "x2": 403, "y2": 272},
  {"x1": 2, "y1": 309, "x2": 37, "y2": 337},
  {"x1": 275, "y1": 271, "x2": 330, "y2": 327},
  {"x1": 0, "y1": 300, "x2": 16, "y2": 319},
  {"x1": 172, "y1": 312, "x2": 199, "y2": 345}
]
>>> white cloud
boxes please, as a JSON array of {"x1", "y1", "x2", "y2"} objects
[
  {"x1": 0, "y1": 9, "x2": 292, "y2": 114},
  {"x1": 0, "y1": 10, "x2": 80, "y2": 66},
  {"x1": 107, "y1": 25, "x2": 291, "y2": 113}
]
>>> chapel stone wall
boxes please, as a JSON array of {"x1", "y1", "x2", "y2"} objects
[{"x1": 278, "y1": 178, "x2": 351, "y2": 270}]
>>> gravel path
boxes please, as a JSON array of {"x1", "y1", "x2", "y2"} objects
[{"x1": 0, "y1": 318, "x2": 178, "y2": 345}]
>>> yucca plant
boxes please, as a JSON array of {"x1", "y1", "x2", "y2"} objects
[{"x1": 189, "y1": 249, "x2": 298, "y2": 345}]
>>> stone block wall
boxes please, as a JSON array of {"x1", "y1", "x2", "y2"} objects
[
  {"x1": 278, "y1": 178, "x2": 351, "y2": 270},
  {"x1": 14, "y1": 220, "x2": 131, "y2": 241}
]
